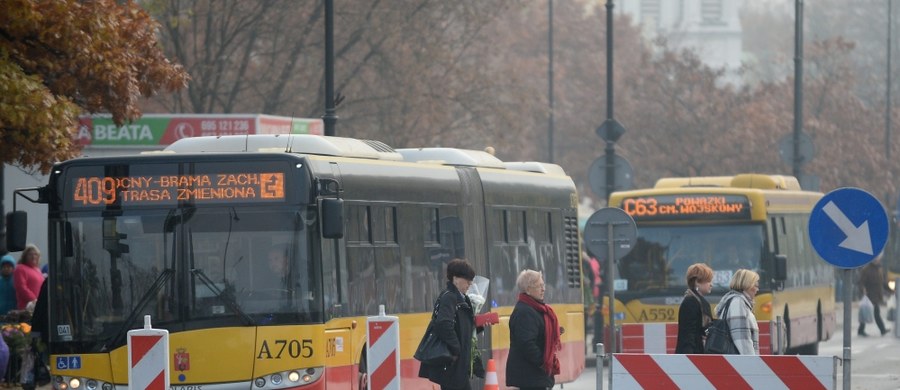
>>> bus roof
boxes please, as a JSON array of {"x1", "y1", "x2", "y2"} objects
[
  {"x1": 160, "y1": 134, "x2": 567, "y2": 175},
  {"x1": 654, "y1": 173, "x2": 802, "y2": 191}
]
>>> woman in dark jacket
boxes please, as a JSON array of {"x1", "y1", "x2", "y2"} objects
[
  {"x1": 506, "y1": 269, "x2": 560, "y2": 390},
  {"x1": 675, "y1": 263, "x2": 714, "y2": 354},
  {"x1": 418, "y1": 259, "x2": 480, "y2": 390}
]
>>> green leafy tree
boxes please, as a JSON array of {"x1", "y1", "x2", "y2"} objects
[{"x1": 0, "y1": 0, "x2": 189, "y2": 173}]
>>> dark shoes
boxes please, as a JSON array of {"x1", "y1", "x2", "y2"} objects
[{"x1": 858, "y1": 331, "x2": 869, "y2": 337}]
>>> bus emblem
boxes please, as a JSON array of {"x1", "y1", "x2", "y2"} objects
[{"x1": 175, "y1": 348, "x2": 190, "y2": 371}]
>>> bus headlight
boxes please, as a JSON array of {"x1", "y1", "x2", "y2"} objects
[
  {"x1": 270, "y1": 374, "x2": 282, "y2": 385},
  {"x1": 761, "y1": 301, "x2": 772, "y2": 314},
  {"x1": 69, "y1": 378, "x2": 81, "y2": 389},
  {"x1": 101, "y1": 382, "x2": 113, "y2": 390},
  {"x1": 85, "y1": 379, "x2": 98, "y2": 390},
  {"x1": 254, "y1": 377, "x2": 266, "y2": 388},
  {"x1": 287, "y1": 371, "x2": 300, "y2": 383}
]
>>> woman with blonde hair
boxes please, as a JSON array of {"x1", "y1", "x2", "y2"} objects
[
  {"x1": 506, "y1": 269, "x2": 560, "y2": 390},
  {"x1": 675, "y1": 263, "x2": 713, "y2": 353},
  {"x1": 716, "y1": 269, "x2": 760, "y2": 354},
  {"x1": 14, "y1": 244, "x2": 43, "y2": 311}
]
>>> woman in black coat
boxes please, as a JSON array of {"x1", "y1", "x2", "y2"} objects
[
  {"x1": 675, "y1": 263, "x2": 714, "y2": 354},
  {"x1": 418, "y1": 259, "x2": 480, "y2": 390},
  {"x1": 506, "y1": 269, "x2": 560, "y2": 390}
]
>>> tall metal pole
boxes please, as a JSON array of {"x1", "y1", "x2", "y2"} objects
[
  {"x1": 842, "y1": 270, "x2": 852, "y2": 389},
  {"x1": 793, "y1": 0, "x2": 804, "y2": 179},
  {"x1": 322, "y1": 0, "x2": 337, "y2": 136},
  {"x1": 887, "y1": 0, "x2": 893, "y2": 164},
  {"x1": 604, "y1": 0, "x2": 616, "y2": 358},
  {"x1": 605, "y1": 0, "x2": 616, "y2": 200},
  {"x1": 548, "y1": 0, "x2": 555, "y2": 163}
]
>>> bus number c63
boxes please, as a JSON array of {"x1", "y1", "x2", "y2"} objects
[
  {"x1": 622, "y1": 198, "x2": 658, "y2": 217},
  {"x1": 257, "y1": 339, "x2": 314, "y2": 359},
  {"x1": 638, "y1": 308, "x2": 675, "y2": 322}
]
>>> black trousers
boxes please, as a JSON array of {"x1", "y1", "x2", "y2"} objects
[{"x1": 859, "y1": 304, "x2": 887, "y2": 334}]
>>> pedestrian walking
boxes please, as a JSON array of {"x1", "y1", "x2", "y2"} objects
[
  {"x1": 675, "y1": 263, "x2": 713, "y2": 354},
  {"x1": 506, "y1": 269, "x2": 560, "y2": 390},
  {"x1": 716, "y1": 269, "x2": 760, "y2": 355}
]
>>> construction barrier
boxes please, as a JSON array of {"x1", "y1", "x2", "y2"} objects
[
  {"x1": 611, "y1": 353, "x2": 836, "y2": 389},
  {"x1": 127, "y1": 315, "x2": 169, "y2": 390},
  {"x1": 619, "y1": 321, "x2": 780, "y2": 354},
  {"x1": 366, "y1": 305, "x2": 400, "y2": 390}
]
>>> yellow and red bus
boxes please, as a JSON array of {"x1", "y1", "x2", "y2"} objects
[
  {"x1": 606, "y1": 174, "x2": 835, "y2": 355},
  {"x1": 6, "y1": 134, "x2": 585, "y2": 389}
]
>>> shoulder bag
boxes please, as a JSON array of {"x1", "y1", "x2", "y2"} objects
[
  {"x1": 704, "y1": 297, "x2": 739, "y2": 355},
  {"x1": 414, "y1": 291, "x2": 455, "y2": 366}
]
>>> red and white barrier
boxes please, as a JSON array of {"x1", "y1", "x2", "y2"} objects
[
  {"x1": 612, "y1": 353, "x2": 835, "y2": 389},
  {"x1": 127, "y1": 315, "x2": 169, "y2": 390},
  {"x1": 366, "y1": 305, "x2": 400, "y2": 390},
  {"x1": 620, "y1": 323, "x2": 678, "y2": 354},
  {"x1": 618, "y1": 321, "x2": 778, "y2": 355}
]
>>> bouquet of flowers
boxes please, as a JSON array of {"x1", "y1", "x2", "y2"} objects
[
  {"x1": 2, "y1": 322, "x2": 31, "y2": 354},
  {"x1": 465, "y1": 275, "x2": 490, "y2": 379},
  {"x1": 466, "y1": 275, "x2": 490, "y2": 314}
]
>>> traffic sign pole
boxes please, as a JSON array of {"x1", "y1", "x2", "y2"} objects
[
  {"x1": 606, "y1": 223, "x2": 616, "y2": 358},
  {"x1": 842, "y1": 269, "x2": 853, "y2": 390},
  {"x1": 809, "y1": 187, "x2": 889, "y2": 390},
  {"x1": 583, "y1": 207, "x2": 637, "y2": 371}
]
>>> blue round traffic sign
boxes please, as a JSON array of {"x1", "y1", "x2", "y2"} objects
[{"x1": 808, "y1": 187, "x2": 889, "y2": 269}]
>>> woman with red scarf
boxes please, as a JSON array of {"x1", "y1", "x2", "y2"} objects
[{"x1": 506, "y1": 269, "x2": 560, "y2": 390}]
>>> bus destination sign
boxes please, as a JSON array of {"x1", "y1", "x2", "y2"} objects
[
  {"x1": 620, "y1": 194, "x2": 751, "y2": 221},
  {"x1": 69, "y1": 172, "x2": 286, "y2": 208}
]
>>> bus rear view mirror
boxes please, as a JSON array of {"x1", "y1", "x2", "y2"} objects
[
  {"x1": 5, "y1": 211, "x2": 27, "y2": 252},
  {"x1": 321, "y1": 198, "x2": 344, "y2": 239},
  {"x1": 774, "y1": 254, "x2": 787, "y2": 281}
]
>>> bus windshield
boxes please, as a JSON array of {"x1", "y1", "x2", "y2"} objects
[
  {"x1": 49, "y1": 206, "x2": 322, "y2": 352},
  {"x1": 617, "y1": 224, "x2": 765, "y2": 296}
]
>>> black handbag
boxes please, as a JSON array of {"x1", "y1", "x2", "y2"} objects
[
  {"x1": 414, "y1": 291, "x2": 455, "y2": 366},
  {"x1": 704, "y1": 297, "x2": 739, "y2": 355},
  {"x1": 414, "y1": 324, "x2": 453, "y2": 366}
]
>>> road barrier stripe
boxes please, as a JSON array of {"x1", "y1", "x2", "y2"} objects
[{"x1": 612, "y1": 354, "x2": 835, "y2": 389}]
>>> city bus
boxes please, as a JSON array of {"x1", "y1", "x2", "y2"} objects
[
  {"x1": 5, "y1": 134, "x2": 585, "y2": 389},
  {"x1": 605, "y1": 173, "x2": 835, "y2": 355}
]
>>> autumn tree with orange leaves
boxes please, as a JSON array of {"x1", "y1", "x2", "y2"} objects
[{"x1": 0, "y1": 0, "x2": 189, "y2": 173}]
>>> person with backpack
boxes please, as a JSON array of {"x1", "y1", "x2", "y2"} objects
[
  {"x1": 716, "y1": 269, "x2": 760, "y2": 355},
  {"x1": 418, "y1": 259, "x2": 484, "y2": 389}
]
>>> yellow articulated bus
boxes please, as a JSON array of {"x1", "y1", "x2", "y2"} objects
[
  {"x1": 5, "y1": 135, "x2": 584, "y2": 389},
  {"x1": 606, "y1": 174, "x2": 835, "y2": 355}
]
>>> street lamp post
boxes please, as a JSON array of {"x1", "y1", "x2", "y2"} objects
[
  {"x1": 793, "y1": 0, "x2": 804, "y2": 180},
  {"x1": 548, "y1": 0, "x2": 555, "y2": 163},
  {"x1": 323, "y1": 0, "x2": 337, "y2": 136}
]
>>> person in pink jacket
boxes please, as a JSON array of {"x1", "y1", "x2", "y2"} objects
[{"x1": 14, "y1": 245, "x2": 44, "y2": 311}]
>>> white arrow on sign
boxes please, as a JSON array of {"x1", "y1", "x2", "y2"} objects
[{"x1": 823, "y1": 201, "x2": 873, "y2": 255}]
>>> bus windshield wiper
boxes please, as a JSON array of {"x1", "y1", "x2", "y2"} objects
[
  {"x1": 102, "y1": 268, "x2": 174, "y2": 352},
  {"x1": 192, "y1": 268, "x2": 255, "y2": 326}
]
